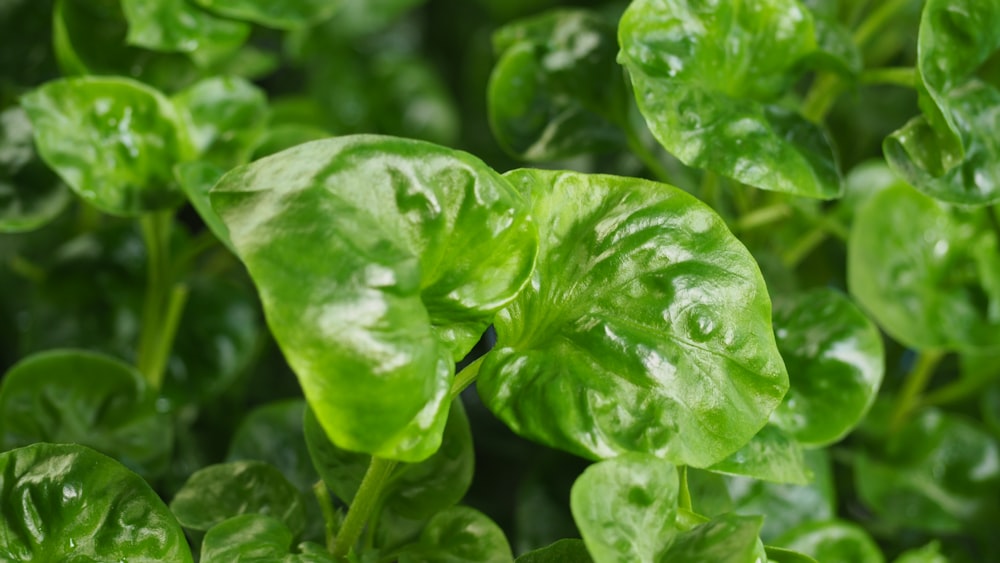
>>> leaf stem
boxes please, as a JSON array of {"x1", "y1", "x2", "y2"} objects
[
  {"x1": 136, "y1": 210, "x2": 176, "y2": 389},
  {"x1": 331, "y1": 456, "x2": 398, "y2": 560},
  {"x1": 802, "y1": 72, "x2": 845, "y2": 123},
  {"x1": 146, "y1": 284, "x2": 189, "y2": 391},
  {"x1": 852, "y1": 0, "x2": 912, "y2": 49},
  {"x1": 314, "y1": 480, "x2": 341, "y2": 552},
  {"x1": 890, "y1": 349, "x2": 945, "y2": 433},
  {"x1": 782, "y1": 226, "x2": 829, "y2": 268},
  {"x1": 622, "y1": 120, "x2": 672, "y2": 185},
  {"x1": 677, "y1": 466, "x2": 692, "y2": 512},
  {"x1": 450, "y1": 355, "x2": 485, "y2": 400},
  {"x1": 733, "y1": 203, "x2": 793, "y2": 232},
  {"x1": 860, "y1": 66, "x2": 917, "y2": 88}
]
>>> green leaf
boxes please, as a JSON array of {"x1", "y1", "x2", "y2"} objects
[
  {"x1": 322, "y1": 0, "x2": 425, "y2": 39},
  {"x1": 201, "y1": 514, "x2": 334, "y2": 562},
  {"x1": 251, "y1": 124, "x2": 330, "y2": 160},
  {"x1": 171, "y1": 76, "x2": 269, "y2": 169},
  {"x1": 764, "y1": 546, "x2": 819, "y2": 563},
  {"x1": 169, "y1": 460, "x2": 307, "y2": 537},
  {"x1": 515, "y1": 539, "x2": 593, "y2": 563},
  {"x1": 665, "y1": 513, "x2": 765, "y2": 563},
  {"x1": 618, "y1": 0, "x2": 841, "y2": 199},
  {"x1": 0, "y1": 105, "x2": 70, "y2": 233},
  {"x1": 227, "y1": 400, "x2": 318, "y2": 493},
  {"x1": 193, "y1": 0, "x2": 343, "y2": 29},
  {"x1": 774, "y1": 521, "x2": 884, "y2": 563},
  {"x1": 892, "y1": 542, "x2": 948, "y2": 563},
  {"x1": 121, "y1": 0, "x2": 249, "y2": 64},
  {"x1": 800, "y1": 3, "x2": 862, "y2": 78},
  {"x1": 848, "y1": 184, "x2": 1000, "y2": 352},
  {"x1": 210, "y1": 135, "x2": 537, "y2": 462},
  {"x1": 708, "y1": 425, "x2": 810, "y2": 485},
  {"x1": 398, "y1": 506, "x2": 515, "y2": 563},
  {"x1": 477, "y1": 169, "x2": 787, "y2": 466},
  {"x1": 173, "y1": 161, "x2": 236, "y2": 253},
  {"x1": 0, "y1": 349, "x2": 172, "y2": 478},
  {"x1": 885, "y1": 80, "x2": 1000, "y2": 205},
  {"x1": 770, "y1": 288, "x2": 885, "y2": 446},
  {"x1": 0, "y1": 443, "x2": 193, "y2": 562},
  {"x1": 855, "y1": 408, "x2": 1000, "y2": 534},
  {"x1": 368, "y1": 53, "x2": 460, "y2": 146},
  {"x1": 21, "y1": 76, "x2": 193, "y2": 216},
  {"x1": 304, "y1": 398, "x2": 474, "y2": 521},
  {"x1": 487, "y1": 9, "x2": 626, "y2": 160}
]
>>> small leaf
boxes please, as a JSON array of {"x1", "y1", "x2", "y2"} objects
[
  {"x1": 0, "y1": 349, "x2": 172, "y2": 478},
  {"x1": 398, "y1": 506, "x2": 514, "y2": 563},
  {"x1": 201, "y1": 514, "x2": 334, "y2": 563},
  {"x1": 121, "y1": 0, "x2": 249, "y2": 63},
  {"x1": 765, "y1": 546, "x2": 819, "y2": 563},
  {"x1": 227, "y1": 400, "x2": 318, "y2": 493},
  {"x1": 21, "y1": 76, "x2": 193, "y2": 216},
  {"x1": 478, "y1": 169, "x2": 787, "y2": 466},
  {"x1": 0, "y1": 105, "x2": 70, "y2": 233},
  {"x1": 171, "y1": 76, "x2": 269, "y2": 169},
  {"x1": 515, "y1": 539, "x2": 593, "y2": 563},
  {"x1": 0, "y1": 443, "x2": 193, "y2": 562},
  {"x1": 848, "y1": 184, "x2": 1000, "y2": 352},
  {"x1": 665, "y1": 513, "x2": 764, "y2": 563},
  {"x1": 169, "y1": 460, "x2": 307, "y2": 537},
  {"x1": 487, "y1": 9, "x2": 626, "y2": 160},
  {"x1": 193, "y1": 0, "x2": 343, "y2": 30},
  {"x1": 618, "y1": 0, "x2": 841, "y2": 198},
  {"x1": 708, "y1": 425, "x2": 810, "y2": 485},
  {"x1": 210, "y1": 135, "x2": 537, "y2": 462},
  {"x1": 774, "y1": 521, "x2": 884, "y2": 563}
]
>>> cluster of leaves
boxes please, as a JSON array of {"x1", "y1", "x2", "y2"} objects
[{"x1": 1, "y1": 0, "x2": 999, "y2": 561}]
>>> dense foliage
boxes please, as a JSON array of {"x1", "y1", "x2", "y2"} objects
[{"x1": 1, "y1": 0, "x2": 999, "y2": 561}]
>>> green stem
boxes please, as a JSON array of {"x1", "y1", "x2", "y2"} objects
[
  {"x1": 921, "y1": 375, "x2": 995, "y2": 408},
  {"x1": 801, "y1": 72, "x2": 845, "y2": 123},
  {"x1": 677, "y1": 466, "x2": 692, "y2": 512},
  {"x1": 624, "y1": 129, "x2": 673, "y2": 185},
  {"x1": 332, "y1": 457, "x2": 398, "y2": 560},
  {"x1": 9, "y1": 254, "x2": 47, "y2": 283},
  {"x1": 853, "y1": 0, "x2": 912, "y2": 49},
  {"x1": 860, "y1": 66, "x2": 917, "y2": 88},
  {"x1": 136, "y1": 210, "x2": 175, "y2": 389},
  {"x1": 314, "y1": 480, "x2": 341, "y2": 552},
  {"x1": 700, "y1": 171, "x2": 719, "y2": 211},
  {"x1": 145, "y1": 284, "x2": 189, "y2": 391},
  {"x1": 890, "y1": 350, "x2": 945, "y2": 433},
  {"x1": 782, "y1": 226, "x2": 829, "y2": 268},
  {"x1": 450, "y1": 356, "x2": 485, "y2": 400},
  {"x1": 733, "y1": 203, "x2": 792, "y2": 232}
]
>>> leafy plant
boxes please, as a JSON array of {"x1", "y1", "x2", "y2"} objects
[{"x1": 2, "y1": 0, "x2": 999, "y2": 561}]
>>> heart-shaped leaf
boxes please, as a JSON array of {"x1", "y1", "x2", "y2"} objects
[
  {"x1": 0, "y1": 443, "x2": 193, "y2": 562},
  {"x1": 210, "y1": 135, "x2": 537, "y2": 461},
  {"x1": 618, "y1": 0, "x2": 841, "y2": 199},
  {"x1": 398, "y1": 506, "x2": 514, "y2": 563},
  {"x1": 477, "y1": 169, "x2": 787, "y2": 467},
  {"x1": 201, "y1": 514, "x2": 333, "y2": 563}
]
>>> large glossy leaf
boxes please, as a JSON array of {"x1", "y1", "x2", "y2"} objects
[
  {"x1": 0, "y1": 443, "x2": 193, "y2": 562},
  {"x1": 516, "y1": 539, "x2": 593, "y2": 563},
  {"x1": 487, "y1": 9, "x2": 627, "y2": 160},
  {"x1": 769, "y1": 288, "x2": 884, "y2": 446},
  {"x1": 210, "y1": 135, "x2": 537, "y2": 462},
  {"x1": 774, "y1": 521, "x2": 884, "y2": 563},
  {"x1": 0, "y1": 105, "x2": 70, "y2": 232},
  {"x1": 618, "y1": 0, "x2": 841, "y2": 199},
  {"x1": 169, "y1": 460, "x2": 307, "y2": 537},
  {"x1": 398, "y1": 506, "x2": 514, "y2": 563},
  {"x1": 855, "y1": 408, "x2": 1000, "y2": 533},
  {"x1": 171, "y1": 76, "x2": 268, "y2": 169},
  {"x1": 121, "y1": 0, "x2": 249, "y2": 64},
  {"x1": 0, "y1": 349, "x2": 171, "y2": 478},
  {"x1": 477, "y1": 169, "x2": 787, "y2": 466},
  {"x1": 193, "y1": 0, "x2": 343, "y2": 29},
  {"x1": 21, "y1": 76, "x2": 193, "y2": 216},
  {"x1": 569, "y1": 453, "x2": 762, "y2": 563},
  {"x1": 848, "y1": 184, "x2": 1000, "y2": 352},
  {"x1": 201, "y1": 514, "x2": 333, "y2": 562},
  {"x1": 304, "y1": 399, "x2": 473, "y2": 521}
]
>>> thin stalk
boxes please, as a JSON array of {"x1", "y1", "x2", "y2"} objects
[
  {"x1": 677, "y1": 466, "x2": 692, "y2": 512},
  {"x1": 890, "y1": 350, "x2": 945, "y2": 433},
  {"x1": 921, "y1": 375, "x2": 994, "y2": 408},
  {"x1": 782, "y1": 226, "x2": 829, "y2": 268},
  {"x1": 624, "y1": 126, "x2": 672, "y2": 185},
  {"x1": 860, "y1": 66, "x2": 917, "y2": 88},
  {"x1": 802, "y1": 72, "x2": 845, "y2": 123},
  {"x1": 314, "y1": 480, "x2": 341, "y2": 552},
  {"x1": 733, "y1": 203, "x2": 793, "y2": 232},
  {"x1": 9, "y1": 254, "x2": 47, "y2": 283},
  {"x1": 145, "y1": 284, "x2": 189, "y2": 391},
  {"x1": 700, "y1": 171, "x2": 719, "y2": 211},
  {"x1": 450, "y1": 355, "x2": 485, "y2": 400},
  {"x1": 136, "y1": 210, "x2": 174, "y2": 388},
  {"x1": 332, "y1": 456, "x2": 398, "y2": 561},
  {"x1": 853, "y1": 0, "x2": 912, "y2": 49}
]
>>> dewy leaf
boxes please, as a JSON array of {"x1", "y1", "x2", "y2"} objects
[
  {"x1": 201, "y1": 514, "x2": 334, "y2": 563},
  {"x1": 171, "y1": 76, "x2": 269, "y2": 170},
  {"x1": 304, "y1": 399, "x2": 474, "y2": 521},
  {"x1": 487, "y1": 9, "x2": 627, "y2": 160},
  {"x1": 0, "y1": 443, "x2": 193, "y2": 562},
  {"x1": 515, "y1": 539, "x2": 593, "y2": 563},
  {"x1": 21, "y1": 76, "x2": 193, "y2": 216},
  {"x1": 0, "y1": 349, "x2": 172, "y2": 479},
  {"x1": 0, "y1": 105, "x2": 70, "y2": 233},
  {"x1": 398, "y1": 506, "x2": 515, "y2": 563},
  {"x1": 174, "y1": 161, "x2": 236, "y2": 253},
  {"x1": 618, "y1": 0, "x2": 842, "y2": 199},
  {"x1": 210, "y1": 135, "x2": 537, "y2": 462},
  {"x1": 848, "y1": 184, "x2": 1000, "y2": 352},
  {"x1": 769, "y1": 288, "x2": 884, "y2": 446},
  {"x1": 478, "y1": 169, "x2": 787, "y2": 467},
  {"x1": 708, "y1": 425, "x2": 809, "y2": 485},
  {"x1": 774, "y1": 521, "x2": 884, "y2": 563},
  {"x1": 193, "y1": 0, "x2": 343, "y2": 30},
  {"x1": 121, "y1": 0, "x2": 249, "y2": 63},
  {"x1": 169, "y1": 460, "x2": 307, "y2": 537}
]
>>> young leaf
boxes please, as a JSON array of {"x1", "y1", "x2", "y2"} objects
[
  {"x1": 210, "y1": 135, "x2": 538, "y2": 462},
  {"x1": 477, "y1": 169, "x2": 787, "y2": 467},
  {"x1": 201, "y1": 514, "x2": 333, "y2": 562},
  {"x1": 121, "y1": 0, "x2": 249, "y2": 64},
  {"x1": 848, "y1": 184, "x2": 1000, "y2": 353},
  {"x1": 0, "y1": 349, "x2": 172, "y2": 478},
  {"x1": 0, "y1": 106, "x2": 70, "y2": 233},
  {"x1": 398, "y1": 506, "x2": 515, "y2": 563},
  {"x1": 708, "y1": 425, "x2": 810, "y2": 485},
  {"x1": 169, "y1": 460, "x2": 307, "y2": 537},
  {"x1": 171, "y1": 76, "x2": 269, "y2": 169},
  {"x1": 0, "y1": 443, "x2": 193, "y2": 562},
  {"x1": 192, "y1": 0, "x2": 343, "y2": 30},
  {"x1": 304, "y1": 399, "x2": 474, "y2": 521},
  {"x1": 774, "y1": 521, "x2": 884, "y2": 563},
  {"x1": 618, "y1": 0, "x2": 842, "y2": 199},
  {"x1": 21, "y1": 76, "x2": 193, "y2": 216},
  {"x1": 227, "y1": 400, "x2": 319, "y2": 494},
  {"x1": 487, "y1": 9, "x2": 627, "y2": 160},
  {"x1": 515, "y1": 539, "x2": 593, "y2": 563}
]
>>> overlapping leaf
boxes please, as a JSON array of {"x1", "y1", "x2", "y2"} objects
[
  {"x1": 477, "y1": 169, "x2": 787, "y2": 467},
  {"x1": 774, "y1": 521, "x2": 884, "y2": 563},
  {"x1": 0, "y1": 106, "x2": 70, "y2": 232},
  {"x1": 398, "y1": 506, "x2": 515, "y2": 563},
  {"x1": 201, "y1": 514, "x2": 332, "y2": 562},
  {"x1": 171, "y1": 76, "x2": 268, "y2": 169},
  {"x1": 193, "y1": 0, "x2": 343, "y2": 30},
  {"x1": 618, "y1": 0, "x2": 841, "y2": 198},
  {"x1": 121, "y1": 0, "x2": 249, "y2": 65},
  {"x1": 210, "y1": 135, "x2": 537, "y2": 461}
]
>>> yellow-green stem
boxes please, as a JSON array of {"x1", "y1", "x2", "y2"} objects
[
  {"x1": 677, "y1": 466, "x2": 692, "y2": 512},
  {"x1": 450, "y1": 355, "x2": 485, "y2": 400},
  {"x1": 332, "y1": 456, "x2": 398, "y2": 561},
  {"x1": 860, "y1": 66, "x2": 917, "y2": 88},
  {"x1": 890, "y1": 350, "x2": 945, "y2": 433},
  {"x1": 314, "y1": 480, "x2": 341, "y2": 552},
  {"x1": 853, "y1": 0, "x2": 912, "y2": 49},
  {"x1": 145, "y1": 284, "x2": 189, "y2": 391},
  {"x1": 136, "y1": 210, "x2": 174, "y2": 389},
  {"x1": 734, "y1": 203, "x2": 793, "y2": 232}
]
